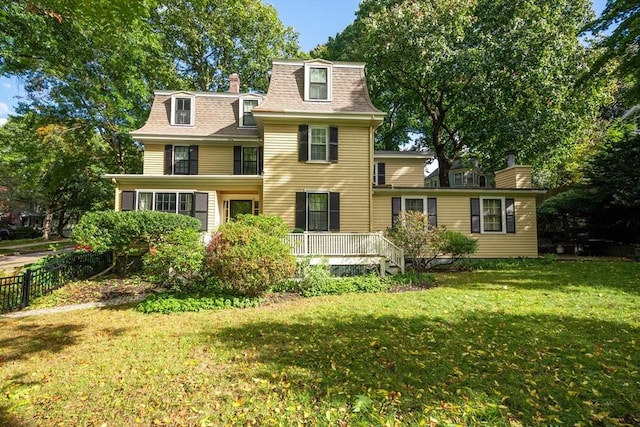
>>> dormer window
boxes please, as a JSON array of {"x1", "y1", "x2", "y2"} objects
[
  {"x1": 239, "y1": 97, "x2": 260, "y2": 127},
  {"x1": 171, "y1": 94, "x2": 195, "y2": 126},
  {"x1": 304, "y1": 62, "x2": 332, "y2": 101}
]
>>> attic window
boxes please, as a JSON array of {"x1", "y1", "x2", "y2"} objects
[
  {"x1": 240, "y1": 97, "x2": 260, "y2": 127},
  {"x1": 171, "y1": 94, "x2": 195, "y2": 126},
  {"x1": 304, "y1": 63, "x2": 332, "y2": 101}
]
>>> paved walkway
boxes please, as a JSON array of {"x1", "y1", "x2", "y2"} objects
[{"x1": 1, "y1": 294, "x2": 148, "y2": 319}]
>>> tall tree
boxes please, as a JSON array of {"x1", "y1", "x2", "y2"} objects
[
  {"x1": 318, "y1": 0, "x2": 606, "y2": 186},
  {"x1": 587, "y1": 0, "x2": 640, "y2": 103},
  {"x1": 152, "y1": 0, "x2": 301, "y2": 92},
  {"x1": 0, "y1": 114, "x2": 113, "y2": 239}
]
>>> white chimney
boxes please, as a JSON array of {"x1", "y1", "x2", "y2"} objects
[{"x1": 229, "y1": 73, "x2": 240, "y2": 94}]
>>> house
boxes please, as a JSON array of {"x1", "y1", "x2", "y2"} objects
[
  {"x1": 424, "y1": 157, "x2": 493, "y2": 188},
  {"x1": 621, "y1": 104, "x2": 640, "y2": 134},
  {"x1": 105, "y1": 58, "x2": 543, "y2": 270}
]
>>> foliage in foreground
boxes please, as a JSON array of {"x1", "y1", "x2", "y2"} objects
[
  {"x1": 136, "y1": 291, "x2": 262, "y2": 314},
  {"x1": 1, "y1": 260, "x2": 638, "y2": 426},
  {"x1": 385, "y1": 211, "x2": 478, "y2": 269},
  {"x1": 205, "y1": 214, "x2": 295, "y2": 297}
]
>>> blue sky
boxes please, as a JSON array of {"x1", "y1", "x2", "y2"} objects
[{"x1": 0, "y1": 0, "x2": 608, "y2": 125}]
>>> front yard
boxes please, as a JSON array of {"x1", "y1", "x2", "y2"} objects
[{"x1": 1, "y1": 260, "x2": 638, "y2": 426}]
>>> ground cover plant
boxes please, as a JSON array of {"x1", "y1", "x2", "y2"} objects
[{"x1": 1, "y1": 260, "x2": 639, "y2": 426}]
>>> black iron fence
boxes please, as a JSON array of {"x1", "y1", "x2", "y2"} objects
[{"x1": 1, "y1": 251, "x2": 112, "y2": 313}]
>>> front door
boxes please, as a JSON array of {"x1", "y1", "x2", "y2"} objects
[{"x1": 229, "y1": 200, "x2": 253, "y2": 219}]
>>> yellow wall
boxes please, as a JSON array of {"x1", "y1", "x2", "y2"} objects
[
  {"x1": 372, "y1": 193, "x2": 539, "y2": 258},
  {"x1": 143, "y1": 143, "x2": 235, "y2": 175},
  {"x1": 378, "y1": 158, "x2": 425, "y2": 187},
  {"x1": 262, "y1": 123, "x2": 372, "y2": 232}
]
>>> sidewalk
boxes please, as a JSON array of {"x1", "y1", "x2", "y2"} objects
[
  {"x1": 0, "y1": 238, "x2": 70, "y2": 250},
  {"x1": 1, "y1": 294, "x2": 148, "y2": 319}
]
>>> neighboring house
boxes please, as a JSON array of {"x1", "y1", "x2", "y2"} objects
[
  {"x1": 621, "y1": 104, "x2": 640, "y2": 134},
  {"x1": 105, "y1": 58, "x2": 543, "y2": 268},
  {"x1": 424, "y1": 157, "x2": 493, "y2": 189}
]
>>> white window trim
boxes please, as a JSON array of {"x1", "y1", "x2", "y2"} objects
[
  {"x1": 170, "y1": 94, "x2": 196, "y2": 126},
  {"x1": 172, "y1": 145, "x2": 190, "y2": 175},
  {"x1": 240, "y1": 146, "x2": 260, "y2": 175},
  {"x1": 135, "y1": 190, "x2": 196, "y2": 214},
  {"x1": 304, "y1": 63, "x2": 332, "y2": 102},
  {"x1": 239, "y1": 96, "x2": 261, "y2": 128},
  {"x1": 305, "y1": 191, "x2": 330, "y2": 232},
  {"x1": 400, "y1": 196, "x2": 431, "y2": 214},
  {"x1": 307, "y1": 125, "x2": 329, "y2": 162},
  {"x1": 480, "y1": 197, "x2": 507, "y2": 234}
]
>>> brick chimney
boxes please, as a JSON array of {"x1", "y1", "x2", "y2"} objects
[{"x1": 229, "y1": 73, "x2": 240, "y2": 94}]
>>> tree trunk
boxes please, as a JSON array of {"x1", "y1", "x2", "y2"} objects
[
  {"x1": 56, "y1": 209, "x2": 67, "y2": 237},
  {"x1": 42, "y1": 208, "x2": 54, "y2": 240}
]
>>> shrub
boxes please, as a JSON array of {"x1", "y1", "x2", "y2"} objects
[
  {"x1": 295, "y1": 260, "x2": 389, "y2": 297},
  {"x1": 142, "y1": 228, "x2": 205, "y2": 289},
  {"x1": 385, "y1": 211, "x2": 478, "y2": 270},
  {"x1": 136, "y1": 291, "x2": 262, "y2": 314},
  {"x1": 387, "y1": 271, "x2": 436, "y2": 287},
  {"x1": 204, "y1": 214, "x2": 295, "y2": 297},
  {"x1": 72, "y1": 211, "x2": 201, "y2": 274}
]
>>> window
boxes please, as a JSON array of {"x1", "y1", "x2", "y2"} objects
[
  {"x1": 155, "y1": 193, "x2": 176, "y2": 213},
  {"x1": 298, "y1": 125, "x2": 338, "y2": 162},
  {"x1": 240, "y1": 98, "x2": 259, "y2": 127},
  {"x1": 295, "y1": 192, "x2": 340, "y2": 232},
  {"x1": 464, "y1": 171, "x2": 475, "y2": 185},
  {"x1": 373, "y1": 162, "x2": 386, "y2": 185},
  {"x1": 233, "y1": 146, "x2": 262, "y2": 175},
  {"x1": 454, "y1": 172, "x2": 463, "y2": 186},
  {"x1": 121, "y1": 191, "x2": 208, "y2": 231},
  {"x1": 470, "y1": 198, "x2": 516, "y2": 234},
  {"x1": 310, "y1": 127, "x2": 328, "y2": 161},
  {"x1": 304, "y1": 62, "x2": 332, "y2": 101},
  {"x1": 171, "y1": 95, "x2": 195, "y2": 126},
  {"x1": 391, "y1": 197, "x2": 437, "y2": 226},
  {"x1": 164, "y1": 145, "x2": 198, "y2": 175}
]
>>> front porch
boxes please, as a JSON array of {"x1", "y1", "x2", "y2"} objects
[{"x1": 283, "y1": 232, "x2": 405, "y2": 276}]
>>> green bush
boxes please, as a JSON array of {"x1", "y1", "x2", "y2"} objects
[
  {"x1": 430, "y1": 228, "x2": 478, "y2": 262},
  {"x1": 136, "y1": 291, "x2": 262, "y2": 314},
  {"x1": 204, "y1": 214, "x2": 295, "y2": 297},
  {"x1": 142, "y1": 228, "x2": 205, "y2": 289},
  {"x1": 295, "y1": 261, "x2": 389, "y2": 297},
  {"x1": 386, "y1": 271, "x2": 436, "y2": 287}
]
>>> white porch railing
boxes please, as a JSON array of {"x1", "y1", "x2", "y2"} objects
[{"x1": 284, "y1": 232, "x2": 404, "y2": 273}]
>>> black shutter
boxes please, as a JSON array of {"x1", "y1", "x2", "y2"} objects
[
  {"x1": 391, "y1": 197, "x2": 401, "y2": 225},
  {"x1": 164, "y1": 145, "x2": 173, "y2": 175},
  {"x1": 295, "y1": 192, "x2": 307, "y2": 230},
  {"x1": 329, "y1": 192, "x2": 340, "y2": 232},
  {"x1": 298, "y1": 125, "x2": 309, "y2": 161},
  {"x1": 377, "y1": 162, "x2": 386, "y2": 185},
  {"x1": 329, "y1": 126, "x2": 338, "y2": 163},
  {"x1": 189, "y1": 145, "x2": 198, "y2": 175},
  {"x1": 121, "y1": 191, "x2": 135, "y2": 211},
  {"x1": 194, "y1": 192, "x2": 208, "y2": 231},
  {"x1": 233, "y1": 146, "x2": 242, "y2": 175},
  {"x1": 258, "y1": 146, "x2": 264, "y2": 174},
  {"x1": 427, "y1": 197, "x2": 437, "y2": 227},
  {"x1": 506, "y1": 198, "x2": 516, "y2": 233},
  {"x1": 470, "y1": 198, "x2": 480, "y2": 233}
]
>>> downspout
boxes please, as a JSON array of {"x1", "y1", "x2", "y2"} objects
[{"x1": 369, "y1": 125, "x2": 374, "y2": 232}]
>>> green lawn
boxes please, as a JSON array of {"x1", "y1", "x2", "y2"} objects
[{"x1": 1, "y1": 260, "x2": 639, "y2": 426}]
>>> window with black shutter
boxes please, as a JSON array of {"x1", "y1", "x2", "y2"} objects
[
  {"x1": 164, "y1": 145, "x2": 198, "y2": 175},
  {"x1": 506, "y1": 198, "x2": 516, "y2": 233},
  {"x1": 295, "y1": 191, "x2": 340, "y2": 232},
  {"x1": 470, "y1": 198, "x2": 481, "y2": 233}
]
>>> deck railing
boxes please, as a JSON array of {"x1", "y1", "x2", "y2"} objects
[{"x1": 284, "y1": 232, "x2": 404, "y2": 272}]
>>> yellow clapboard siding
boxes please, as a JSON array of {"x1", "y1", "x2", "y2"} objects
[
  {"x1": 262, "y1": 123, "x2": 372, "y2": 232},
  {"x1": 372, "y1": 193, "x2": 538, "y2": 258},
  {"x1": 143, "y1": 144, "x2": 164, "y2": 175},
  {"x1": 381, "y1": 158, "x2": 425, "y2": 187}
]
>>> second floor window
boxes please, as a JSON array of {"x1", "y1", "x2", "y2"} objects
[
  {"x1": 233, "y1": 145, "x2": 263, "y2": 175},
  {"x1": 164, "y1": 144, "x2": 198, "y2": 175},
  {"x1": 298, "y1": 125, "x2": 338, "y2": 162},
  {"x1": 309, "y1": 67, "x2": 328, "y2": 100}
]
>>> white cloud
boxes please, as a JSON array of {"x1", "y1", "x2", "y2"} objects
[
  {"x1": 2, "y1": 82, "x2": 10, "y2": 89},
  {"x1": 0, "y1": 102, "x2": 9, "y2": 116},
  {"x1": 0, "y1": 118, "x2": 7, "y2": 127}
]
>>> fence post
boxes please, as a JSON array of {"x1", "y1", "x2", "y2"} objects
[{"x1": 21, "y1": 269, "x2": 32, "y2": 309}]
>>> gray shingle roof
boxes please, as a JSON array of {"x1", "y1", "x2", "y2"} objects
[
  {"x1": 131, "y1": 91, "x2": 261, "y2": 138},
  {"x1": 252, "y1": 59, "x2": 383, "y2": 114}
]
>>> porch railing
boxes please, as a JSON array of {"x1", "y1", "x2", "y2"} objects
[{"x1": 284, "y1": 232, "x2": 404, "y2": 272}]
